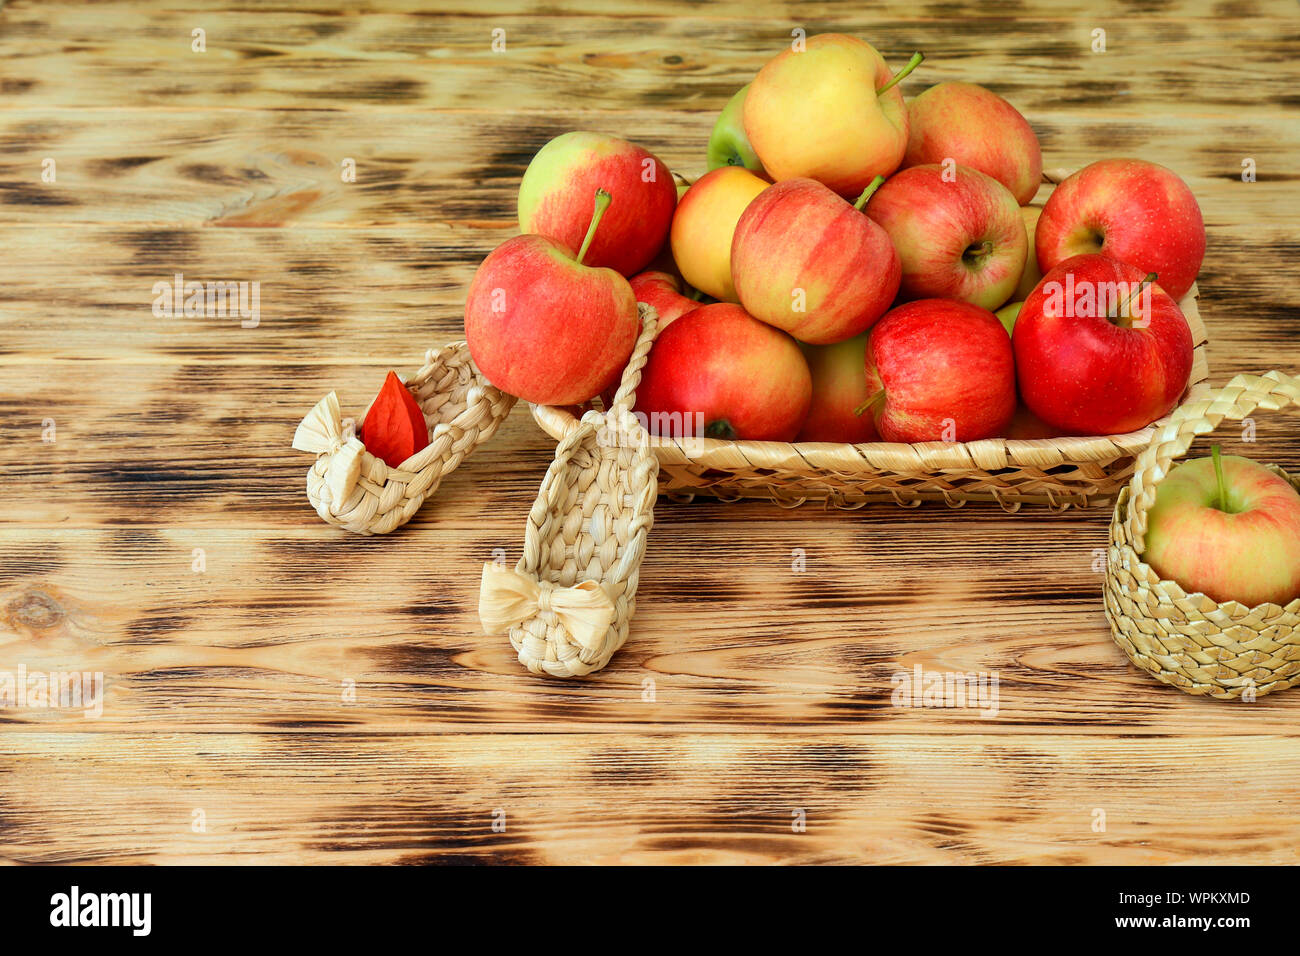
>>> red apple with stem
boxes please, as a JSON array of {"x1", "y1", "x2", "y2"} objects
[
  {"x1": 1036, "y1": 158, "x2": 1205, "y2": 300},
  {"x1": 1144, "y1": 445, "x2": 1300, "y2": 608},
  {"x1": 465, "y1": 188, "x2": 639, "y2": 406},
  {"x1": 634, "y1": 303, "x2": 811, "y2": 442},
  {"x1": 858, "y1": 299, "x2": 1016, "y2": 443},
  {"x1": 731, "y1": 176, "x2": 901, "y2": 344},
  {"x1": 865, "y1": 164, "x2": 1027, "y2": 310},
  {"x1": 517, "y1": 131, "x2": 677, "y2": 278},
  {"x1": 1013, "y1": 253, "x2": 1193, "y2": 435}
]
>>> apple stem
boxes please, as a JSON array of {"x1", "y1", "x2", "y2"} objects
[
  {"x1": 576, "y1": 188, "x2": 611, "y2": 266},
  {"x1": 853, "y1": 390, "x2": 887, "y2": 418},
  {"x1": 1212, "y1": 443, "x2": 1229, "y2": 513},
  {"x1": 964, "y1": 240, "x2": 994, "y2": 262},
  {"x1": 1110, "y1": 272, "x2": 1158, "y2": 324},
  {"x1": 876, "y1": 52, "x2": 924, "y2": 96},
  {"x1": 853, "y1": 176, "x2": 886, "y2": 210}
]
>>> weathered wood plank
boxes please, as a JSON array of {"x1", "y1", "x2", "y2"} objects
[
  {"x1": 1, "y1": 109, "x2": 1292, "y2": 227},
  {"x1": 2, "y1": 5, "x2": 1296, "y2": 113},
  {"x1": 2, "y1": 732, "x2": 1298, "y2": 864},
  {"x1": 0, "y1": 215, "x2": 1294, "y2": 369},
  {"x1": 1, "y1": 360, "x2": 1295, "y2": 525},
  {"x1": 4, "y1": 511, "x2": 1300, "y2": 734}
]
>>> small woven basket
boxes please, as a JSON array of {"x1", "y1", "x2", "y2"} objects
[
  {"x1": 479, "y1": 305, "x2": 660, "y2": 677},
  {"x1": 293, "y1": 341, "x2": 516, "y2": 534},
  {"x1": 1104, "y1": 370, "x2": 1300, "y2": 699},
  {"x1": 533, "y1": 170, "x2": 1210, "y2": 512}
]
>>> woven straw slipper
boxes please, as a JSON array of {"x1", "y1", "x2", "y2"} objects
[
  {"x1": 1105, "y1": 369, "x2": 1300, "y2": 699},
  {"x1": 293, "y1": 341, "x2": 516, "y2": 534},
  {"x1": 479, "y1": 304, "x2": 660, "y2": 677}
]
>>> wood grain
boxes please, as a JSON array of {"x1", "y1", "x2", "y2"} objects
[
  {"x1": 3, "y1": 732, "x2": 1299, "y2": 864},
  {"x1": 2, "y1": 0, "x2": 1299, "y2": 865}
]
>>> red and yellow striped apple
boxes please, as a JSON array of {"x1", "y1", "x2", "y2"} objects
[
  {"x1": 743, "y1": 34, "x2": 921, "y2": 198},
  {"x1": 862, "y1": 299, "x2": 1017, "y2": 443},
  {"x1": 796, "y1": 334, "x2": 880, "y2": 443},
  {"x1": 903, "y1": 81, "x2": 1043, "y2": 205},
  {"x1": 1036, "y1": 159, "x2": 1205, "y2": 300},
  {"x1": 669, "y1": 166, "x2": 768, "y2": 302},
  {"x1": 865, "y1": 164, "x2": 1027, "y2": 310},
  {"x1": 628, "y1": 270, "x2": 698, "y2": 330},
  {"x1": 518, "y1": 131, "x2": 677, "y2": 278},
  {"x1": 634, "y1": 303, "x2": 811, "y2": 442},
  {"x1": 466, "y1": 189, "x2": 638, "y2": 406},
  {"x1": 730, "y1": 176, "x2": 900, "y2": 345},
  {"x1": 1144, "y1": 447, "x2": 1300, "y2": 608}
]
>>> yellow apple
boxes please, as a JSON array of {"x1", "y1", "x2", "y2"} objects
[
  {"x1": 1013, "y1": 205, "x2": 1043, "y2": 301},
  {"x1": 669, "y1": 167, "x2": 768, "y2": 302},
  {"x1": 743, "y1": 34, "x2": 920, "y2": 198}
]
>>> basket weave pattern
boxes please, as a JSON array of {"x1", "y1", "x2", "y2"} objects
[
  {"x1": 1104, "y1": 370, "x2": 1300, "y2": 699},
  {"x1": 300, "y1": 341, "x2": 516, "y2": 534},
  {"x1": 484, "y1": 304, "x2": 660, "y2": 677}
]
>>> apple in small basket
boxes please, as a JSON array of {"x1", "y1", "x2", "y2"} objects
[
  {"x1": 465, "y1": 188, "x2": 639, "y2": 406},
  {"x1": 731, "y1": 176, "x2": 900, "y2": 344},
  {"x1": 902, "y1": 81, "x2": 1043, "y2": 205},
  {"x1": 1013, "y1": 253, "x2": 1194, "y2": 436},
  {"x1": 1035, "y1": 158, "x2": 1205, "y2": 301},
  {"x1": 865, "y1": 163, "x2": 1027, "y2": 311},
  {"x1": 743, "y1": 34, "x2": 921, "y2": 197},
  {"x1": 634, "y1": 303, "x2": 812, "y2": 442},
  {"x1": 1144, "y1": 446, "x2": 1300, "y2": 608},
  {"x1": 518, "y1": 131, "x2": 677, "y2": 278},
  {"x1": 860, "y1": 299, "x2": 1016, "y2": 443}
]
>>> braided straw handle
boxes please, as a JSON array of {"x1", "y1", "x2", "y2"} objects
[
  {"x1": 1122, "y1": 370, "x2": 1300, "y2": 554},
  {"x1": 506, "y1": 304, "x2": 660, "y2": 677}
]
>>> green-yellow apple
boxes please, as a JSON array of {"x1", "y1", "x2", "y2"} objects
[
  {"x1": 1036, "y1": 158, "x2": 1205, "y2": 300},
  {"x1": 865, "y1": 164, "x2": 1027, "y2": 310},
  {"x1": 744, "y1": 34, "x2": 922, "y2": 198},
  {"x1": 1144, "y1": 446, "x2": 1300, "y2": 608},
  {"x1": 861, "y1": 299, "x2": 1017, "y2": 442},
  {"x1": 518, "y1": 131, "x2": 677, "y2": 278},
  {"x1": 1013, "y1": 205, "x2": 1043, "y2": 301},
  {"x1": 995, "y1": 301, "x2": 1022, "y2": 335},
  {"x1": 731, "y1": 176, "x2": 899, "y2": 344},
  {"x1": 903, "y1": 81, "x2": 1043, "y2": 205},
  {"x1": 634, "y1": 303, "x2": 811, "y2": 442},
  {"x1": 629, "y1": 270, "x2": 698, "y2": 329},
  {"x1": 796, "y1": 334, "x2": 880, "y2": 443},
  {"x1": 1013, "y1": 254, "x2": 1193, "y2": 435},
  {"x1": 669, "y1": 166, "x2": 768, "y2": 302},
  {"x1": 466, "y1": 189, "x2": 639, "y2": 405},
  {"x1": 706, "y1": 84, "x2": 765, "y2": 174}
]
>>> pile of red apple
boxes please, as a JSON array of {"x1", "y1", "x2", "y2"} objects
[{"x1": 464, "y1": 32, "x2": 1207, "y2": 445}]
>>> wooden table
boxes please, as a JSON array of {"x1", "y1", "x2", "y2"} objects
[{"x1": 2, "y1": 0, "x2": 1298, "y2": 865}]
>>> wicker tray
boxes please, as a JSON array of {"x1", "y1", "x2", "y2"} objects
[{"x1": 533, "y1": 170, "x2": 1211, "y2": 512}]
